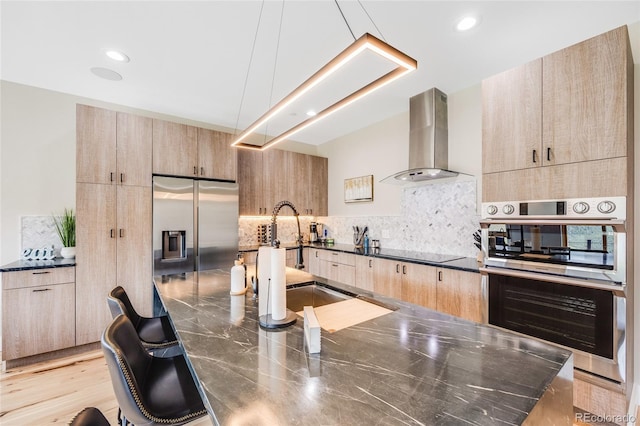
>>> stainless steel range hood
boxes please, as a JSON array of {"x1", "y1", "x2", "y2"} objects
[{"x1": 382, "y1": 88, "x2": 458, "y2": 184}]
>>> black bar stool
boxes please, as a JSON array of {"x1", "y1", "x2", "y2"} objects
[
  {"x1": 108, "y1": 286, "x2": 178, "y2": 350},
  {"x1": 69, "y1": 407, "x2": 110, "y2": 426},
  {"x1": 102, "y1": 314, "x2": 208, "y2": 426}
]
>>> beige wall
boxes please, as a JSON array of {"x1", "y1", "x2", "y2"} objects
[
  {"x1": 316, "y1": 112, "x2": 408, "y2": 216},
  {"x1": 0, "y1": 80, "x2": 316, "y2": 264},
  {"x1": 317, "y1": 84, "x2": 483, "y2": 218}
]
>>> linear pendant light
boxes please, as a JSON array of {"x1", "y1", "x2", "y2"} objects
[{"x1": 232, "y1": 33, "x2": 417, "y2": 150}]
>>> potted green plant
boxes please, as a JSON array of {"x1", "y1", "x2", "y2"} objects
[{"x1": 52, "y1": 208, "x2": 76, "y2": 259}]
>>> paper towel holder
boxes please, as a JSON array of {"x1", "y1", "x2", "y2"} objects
[
  {"x1": 259, "y1": 310, "x2": 297, "y2": 330},
  {"x1": 259, "y1": 240, "x2": 297, "y2": 330}
]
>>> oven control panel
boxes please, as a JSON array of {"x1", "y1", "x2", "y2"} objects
[{"x1": 482, "y1": 196, "x2": 626, "y2": 220}]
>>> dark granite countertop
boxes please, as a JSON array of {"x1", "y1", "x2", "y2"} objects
[
  {"x1": 154, "y1": 268, "x2": 572, "y2": 426},
  {"x1": 240, "y1": 243, "x2": 480, "y2": 273},
  {"x1": 0, "y1": 257, "x2": 76, "y2": 272}
]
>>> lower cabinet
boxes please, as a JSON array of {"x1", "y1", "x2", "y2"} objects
[
  {"x1": 308, "y1": 249, "x2": 355, "y2": 286},
  {"x1": 2, "y1": 267, "x2": 76, "y2": 360},
  {"x1": 373, "y1": 258, "x2": 436, "y2": 307},
  {"x1": 309, "y1": 248, "x2": 483, "y2": 323},
  {"x1": 436, "y1": 268, "x2": 484, "y2": 323},
  {"x1": 354, "y1": 256, "x2": 374, "y2": 291}
]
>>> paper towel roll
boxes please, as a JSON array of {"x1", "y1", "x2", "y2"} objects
[
  {"x1": 258, "y1": 247, "x2": 272, "y2": 317},
  {"x1": 270, "y1": 248, "x2": 287, "y2": 320}
]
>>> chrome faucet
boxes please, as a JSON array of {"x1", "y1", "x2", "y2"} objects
[
  {"x1": 271, "y1": 200, "x2": 305, "y2": 270},
  {"x1": 252, "y1": 200, "x2": 305, "y2": 299}
]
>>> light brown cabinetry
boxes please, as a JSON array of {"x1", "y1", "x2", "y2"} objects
[
  {"x1": 436, "y1": 268, "x2": 483, "y2": 323},
  {"x1": 287, "y1": 152, "x2": 328, "y2": 216},
  {"x1": 482, "y1": 26, "x2": 633, "y2": 201},
  {"x1": 374, "y1": 259, "x2": 436, "y2": 307},
  {"x1": 237, "y1": 149, "x2": 287, "y2": 215},
  {"x1": 152, "y1": 120, "x2": 197, "y2": 177},
  {"x1": 354, "y1": 256, "x2": 374, "y2": 291},
  {"x1": 238, "y1": 149, "x2": 328, "y2": 216},
  {"x1": 238, "y1": 149, "x2": 264, "y2": 215},
  {"x1": 482, "y1": 59, "x2": 542, "y2": 174},
  {"x1": 76, "y1": 184, "x2": 152, "y2": 345},
  {"x1": 263, "y1": 149, "x2": 290, "y2": 214},
  {"x1": 152, "y1": 120, "x2": 237, "y2": 181},
  {"x1": 197, "y1": 128, "x2": 237, "y2": 181},
  {"x1": 2, "y1": 267, "x2": 76, "y2": 360},
  {"x1": 76, "y1": 105, "x2": 153, "y2": 345},
  {"x1": 308, "y1": 249, "x2": 355, "y2": 286},
  {"x1": 77, "y1": 106, "x2": 152, "y2": 186},
  {"x1": 543, "y1": 26, "x2": 630, "y2": 166}
]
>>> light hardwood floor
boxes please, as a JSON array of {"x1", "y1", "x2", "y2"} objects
[{"x1": 0, "y1": 350, "x2": 212, "y2": 425}]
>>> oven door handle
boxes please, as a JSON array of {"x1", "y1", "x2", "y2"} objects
[{"x1": 479, "y1": 267, "x2": 626, "y2": 296}]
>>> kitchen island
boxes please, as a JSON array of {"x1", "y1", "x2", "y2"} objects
[{"x1": 154, "y1": 268, "x2": 573, "y2": 425}]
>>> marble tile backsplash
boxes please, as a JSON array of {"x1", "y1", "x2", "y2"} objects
[
  {"x1": 21, "y1": 216, "x2": 62, "y2": 256},
  {"x1": 239, "y1": 180, "x2": 481, "y2": 258},
  {"x1": 21, "y1": 181, "x2": 479, "y2": 259},
  {"x1": 319, "y1": 180, "x2": 480, "y2": 257}
]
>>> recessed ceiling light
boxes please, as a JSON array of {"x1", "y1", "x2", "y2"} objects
[
  {"x1": 104, "y1": 49, "x2": 130, "y2": 63},
  {"x1": 456, "y1": 16, "x2": 478, "y2": 32},
  {"x1": 90, "y1": 67, "x2": 123, "y2": 81},
  {"x1": 306, "y1": 110, "x2": 317, "y2": 117}
]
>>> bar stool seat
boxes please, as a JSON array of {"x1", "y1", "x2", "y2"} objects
[
  {"x1": 108, "y1": 286, "x2": 178, "y2": 349},
  {"x1": 102, "y1": 314, "x2": 208, "y2": 426}
]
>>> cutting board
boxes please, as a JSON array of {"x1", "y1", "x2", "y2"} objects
[{"x1": 297, "y1": 299, "x2": 392, "y2": 333}]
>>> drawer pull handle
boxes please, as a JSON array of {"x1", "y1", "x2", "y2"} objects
[
  {"x1": 396, "y1": 264, "x2": 400, "y2": 273},
  {"x1": 119, "y1": 229, "x2": 125, "y2": 238},
  {"x1": 402, "y1": 265, "x2": 407, "y2": 275},
  {"x1": 532, "y1": 149, "x2": 537, "y2": 163},
  {"x1": 546, "y1": 147, "x2": 551, "y2": 162},
  {"x1": 33, "y1": 288, "x2": 51, "y2": 292},
  {"x1": 438, "y1": 271, "x2": 443, "y2": 281},
  {"x1": 110, "y1": 229, "x2": 116, "y2": 238},
  {"x1": 110, "y1": 172, "x2": 115, "y2": 182},
  {"x1": 120, "y1": 173, "x2": 125, "y2": 183},
  {"x1": 32, "y1": 271, "x2": 51, "y2": 275},
  {"x1": 332, "y1": 264, "x2": 338, "y2": 267},
  {"x1": 368, "y1": 259, "x2": 372, "y2": 268}
]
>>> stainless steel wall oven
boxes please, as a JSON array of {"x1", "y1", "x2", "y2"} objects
[{"x1": 480, "y1": 196, "x2": 627, "y2": 384}]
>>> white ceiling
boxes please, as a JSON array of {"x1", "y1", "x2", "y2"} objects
[{"x1": 2, "y1": 1, "x2": 639, "y2": 146}]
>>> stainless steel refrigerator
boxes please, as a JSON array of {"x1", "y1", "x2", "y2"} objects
[{"x1": 152, "y1": 176, "x2": 239, "y2": 276}]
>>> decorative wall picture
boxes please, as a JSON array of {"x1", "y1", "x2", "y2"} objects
[{"x1": 344, "y1": 175, "x2": 373, "y2": 203}]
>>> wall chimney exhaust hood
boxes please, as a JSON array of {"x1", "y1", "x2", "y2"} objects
[{"x1": 382, "y1": 88, "x2": 459, "y2": 184}]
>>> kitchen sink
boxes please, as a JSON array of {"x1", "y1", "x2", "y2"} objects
[{"x1": 286, "y1": 283, "x2": 355, "y2": 312}]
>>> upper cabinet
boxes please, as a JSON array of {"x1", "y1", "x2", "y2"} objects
[
  {"x1": 198, "y1": 128, "x2": 237, "y2": 181},
  {"x1": 542, "y1": 26, "x2": 631, "y2": 165},
  {"x1": 482, "y1": 59, "x2": 542, "y2": 174},
  {"x1": 77, "y1": 105, "x2": 152, "y2": 186},
  {"x1": 152, "y1": 119, "x2": 237, "y2": 181},
  {"x1": 238, "y1": 149, "x2": 328, "y2": 216},
  {"x1": 288, "y1": 152, "x2": 328, "y2": 216},
  {"x1": 152, "y1": 120, "x2": 198, "y2": 177},
  {"x1": 482, "y1": 26, "x2": 633, "y2": 201}
]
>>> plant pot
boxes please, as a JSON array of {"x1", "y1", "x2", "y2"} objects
[{"x1": 60, "y1": 246, "x2": 76, "y2": 259}]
